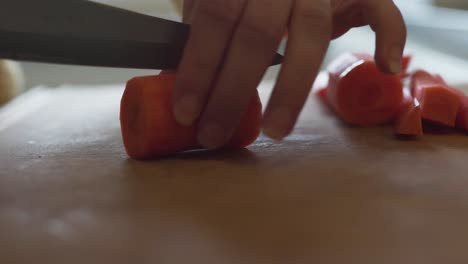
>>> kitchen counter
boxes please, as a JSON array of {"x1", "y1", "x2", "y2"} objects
[{"x1": 1, "y1": 76, "x2": 468, "y2": 263}]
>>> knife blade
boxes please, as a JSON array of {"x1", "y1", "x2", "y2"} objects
[{"x1": 0, "y1": 0, "x2": 283, "y2": 70}]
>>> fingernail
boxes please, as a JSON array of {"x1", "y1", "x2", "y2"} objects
[
  {"x1": 263, "y1": 108, "x2": 294, "y2": 141},
  {"x1": 198, "y1": 124, "x2": 227, "y2": 149},
  {"x1": 174, "y1": 94, "x2": 200, "y2": 126},
  {"x1": 389, "y1": 45, "x2": 403, "y2": 74}
]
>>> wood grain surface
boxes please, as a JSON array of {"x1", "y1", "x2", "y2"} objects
[{"x1": 1, "y1": 82, "x2": 468, "y2": 264}]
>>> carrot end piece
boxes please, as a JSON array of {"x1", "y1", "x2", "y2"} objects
[{"x1": 120, "y1": 73, "x2": 262, "y2": 160}]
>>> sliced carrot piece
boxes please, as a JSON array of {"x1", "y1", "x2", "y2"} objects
[
  {"x1": 410, "y1": 70, "x2": 462, "y2": 127},
  {"x1": 394, "y1": 88, "x2": 423, "y2": 136},
  {"x1": 447, "y1": 86, "x2": 467, "y2": 131},
  {"x1": 325, "y1": 53, "x2": 403, "y2": 126},
  {"x1": 120, "y1": 73, "x2": 262, "y2": 160},
  {"x1": 410, "y1": 70, "x2": 446, "y2": 91}
]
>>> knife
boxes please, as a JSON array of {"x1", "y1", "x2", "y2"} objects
[{"x1": 0, "y1": 0, "x2": 283, "y2": 70}]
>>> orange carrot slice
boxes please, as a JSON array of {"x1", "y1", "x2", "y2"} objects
[
  {"x1": 445, "y1": 85, "x2": 468, "y2": 131},
  {"x1": 120, "y1": 73, "x2": 262, "y2": 160},
  {"x1": 325, "y1": 53, "x2": 403, "y2": 126},
  {"x1": 394, "y1": 88, "x2": 423, "y2": 136},
  {"x1": 410, "y1": 70, "x2": 462, "y2": 127}
]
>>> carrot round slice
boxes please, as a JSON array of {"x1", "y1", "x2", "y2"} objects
[
  {"x1": 120, "y1": 73, "x2": 262, "y2": 160},
  {"x1": 410, "y1": 70, "x2": 462, "y2": 127},
  {"x1": 326, "y1": 53, "x2": 403, "y2": 126}
]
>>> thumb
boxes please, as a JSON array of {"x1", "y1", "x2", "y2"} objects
[{"x1": 365, "y1": 0, "x2": 407, "y2": 74}]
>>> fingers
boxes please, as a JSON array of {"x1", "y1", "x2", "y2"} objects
[
  {"x1": 330, "y1": 5, "x2": 366, "y2": 39},
  {"x1": 365, "y1": 0, "x2": 407, "y2": 74},
  {"x1": 197, "y1": 0, "x2": 292, "y2": 149},
  {"x1": 182, "y1": 0, "x2": 197, "y2": 22},
  {"x1": 263, "y1": 0, "x2": 332, "y2": 140},
  {"x1": 174, "y1": 0, "x2": 406, "y2": 147},
  {"x1": 172, "y1": 0, "x2": 247, "y2": 127}
]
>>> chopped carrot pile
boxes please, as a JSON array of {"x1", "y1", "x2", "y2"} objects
[{"x1": 314, "y1": 52, "x2": 468, "y2": 137}]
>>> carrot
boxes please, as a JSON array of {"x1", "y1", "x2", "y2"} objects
[
  {"x1": 410, "y1": 70, "x2": 462, "y2": 127},
  {"x1": 443, "y1": 83, "x2": 468, "y2": 132},
  {"x1": 442, "y1": 84, "x2": 468, "y2": 131},
  {"x1": 394, "y1": 88, "x2": 423, "y2": 136},
  {"x1": 325, "y1": 53, "x2": 403, "y2": 126},
  {"x1": 120, "y1": 73, "x2": 262, "y2": 160}
]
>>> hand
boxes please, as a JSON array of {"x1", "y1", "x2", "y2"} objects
[{"x1": 172, "y1": 0, "x2": 407, "y2": 149}]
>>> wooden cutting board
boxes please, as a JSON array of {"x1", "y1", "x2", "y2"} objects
[{"x1": 1, "y1": 82, "x2": 468, "y2": 264}]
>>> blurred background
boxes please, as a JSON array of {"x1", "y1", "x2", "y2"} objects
[{"x1": 10, "y1": 0, "x2": 468, "y2": 89}]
